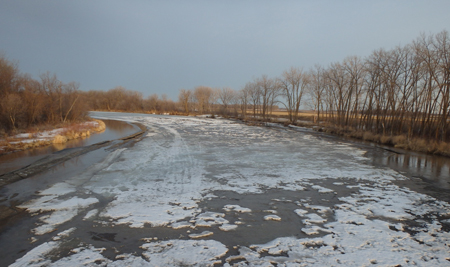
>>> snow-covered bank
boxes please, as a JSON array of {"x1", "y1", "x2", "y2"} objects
[
  {"x1": 0, "y1": 120, "x2": 105, "y2": 154},
  {"x1": 6, "y1": 114, "x2": 450, "y2": 266}
]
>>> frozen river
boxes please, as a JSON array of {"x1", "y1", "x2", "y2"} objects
[{"x1": 1, "y1": 112, "x2": 450, "y2": 266}]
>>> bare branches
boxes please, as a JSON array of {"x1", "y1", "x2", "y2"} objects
[{"x1": 279, "y1": 67, "x2": 309, "y2": 123}]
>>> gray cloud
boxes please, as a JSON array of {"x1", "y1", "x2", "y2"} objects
[{"x1": 1, "y1": 1, "x2": 449, "y2": 100}]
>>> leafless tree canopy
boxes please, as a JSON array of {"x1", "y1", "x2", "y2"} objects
[
  {"x1": 1, "y1": 31, "x2": 448, "y2": 144},
  {"x1": 309, "y1": 31, "x2": 450, "y2": 142},
  {"x1": 0, "y1": 57, "x2": 87, "y2": 133}
]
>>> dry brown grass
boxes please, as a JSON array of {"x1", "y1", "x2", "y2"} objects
[
  {"x1": 0, "y1": 119, "x2": 106, "y2": 154},
  {"x1": 305, "y1": 123, "x2": 449, "y2": 157},
  {"x1": 59, "y1": 119, "x2": 105, "y2": 141},
  {"x1": 268, "y1": 110, "x2": 317, "y2": 117}
]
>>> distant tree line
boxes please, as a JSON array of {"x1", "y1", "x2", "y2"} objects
[
  {"x1": 178, "y1": 31, "x2": 450, "y2": 143},
  {"x1": 1, "y1": 31, "x2": 448, "y2": 146}
]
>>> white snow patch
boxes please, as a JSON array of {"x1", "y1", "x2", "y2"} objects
[
  {"x1": 301, "y1": 226, "x2": 332, "y2": 235},
  {"x1": 219, "y1": 224, "x2": 238, "y2": 231},
  {"x1": 10, "y1": 241, "x2": 57, "y2": 267},
  {"x1": 194, "y1": 212, "x2": 228, "y2": 228},
  {"x1": 303, "y1": 204, "x2": 331, "y2": 214},
  {"x1": 171, "y1": 221, "x2": 193, "y2": 229},
  {"x1": 51, "y1": 246, "x2": 109, "y2": 266},
  {"x1": 311, "y1": 185, "x2": 334, "y2": 193},
  {"x1": 141, "y1": 239, "x2": 227, "y2": 266},
  {"x1": 52, "y1": 227, "x2": 76, "y2": 241},
  {"x1": 264, "y1": 215, "x2": 282, "y2": 221},
  {"x1": 189, "y1": 231, "x2": 214, "y2": 239},
  {"x1": 303, "y1": 213, "x2": 327, "y2": 224},
  {"x1": 19, "y1": 196, "x2": 98, "y2": 213},
  {"x1": 294, "y1": 209, "x2": 308, "y2": 216},
  {"x1": 39, "y1": 183, "x2": 76, "y2": 196},
  {"x1": 83, "y1": 209, "x2": 98, "y2": 220},
  {"x1": 223, "y1": 204, "x2": 252, "y2": 213},
  {"x1": 19, "y1": 196, "x2": 98, "y2": 235}
]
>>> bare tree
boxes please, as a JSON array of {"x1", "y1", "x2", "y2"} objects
[
  {"x1": 238, "y1": 84, "x2": 251, "y2": 119},
  {"x1": 1, "y1": 93, "x2": 23, "y2": 131},
  {"x1": 178, "y1": 89, "x2": 192, "y2": 114},
  {"x1": 279, "y1": 67, "x2": 309, "y2": 124},
  {"x1": 308, "y1": 65, "x2": 326, "y2": 122},
  {"x1": 193, "y1": 86, "x2": 214, "y2": 114},
  {"x1": 254, "y1": 75, "x2": 279, "y2": 120},
  {"x1": 247, "y1": 81, "x2": 261, "y2": 118},
  {"x1": 218, "y1": 87, "x2": 235, "y2": 116}
]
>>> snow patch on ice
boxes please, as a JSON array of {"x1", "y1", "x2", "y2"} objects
[
  {"x1": 294, "y1": 209, "x2": 308, "y2": 216},
  {"x1": 141, "y1": 239, "x2": 227, "y2": 266},
  {"x1": 194, "y1": 212, "x2": 228, "y2": 227},
  {"x1": 303, "y1": 213, "x2": 327, "y2": 224},
  {"x1": 10, "y1": 241, "x2": 57, "y2": 267},
  {"x1": 39, "y1": 183, "x2": 76, "y2": 196},
  {"x1": 219, "y1": 224, "x2": 238, "y2": 231},
  {"x1": 83, "y1": 209, "x2": 98, "y2": 220},
  {"x1": 311, "y1": 185, "x2": 334, "y2": 193},
  {"x1": 19, "y1": 196, "x2": 98, "y2": 235},
  {"x1": 52, "y1": 227, "x2": 76, "y2": 241},
  {"x1": 171, "y1": 221, "x2": 193, "y2": 229},
  {"x1": 264, "y1": 215, "x2": 282, "y2": 221},
  {"x1": 303, "y1": 204, "x2": 331, "y2": 214},
  {"x1": 188, "y1": 231, "x2": 214, "y2": 239},
  {"x1": 223, "y1": 204, "x2": 252, "y2": 213}
]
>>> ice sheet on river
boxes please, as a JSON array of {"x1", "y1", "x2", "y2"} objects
[{"x1": 12, "y1": 114, "x2": 450, "y2": 266}]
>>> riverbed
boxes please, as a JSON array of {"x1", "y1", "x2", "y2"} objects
[{"x1": 1, "y1": 111, "x2": 450, "y2": 266}]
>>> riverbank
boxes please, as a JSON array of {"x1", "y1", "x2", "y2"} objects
[
  {"x1": 312, "y1": 123, "x2": 450, "y2": 157},
  {"x1": 232, "y1": 116, "x2": 450, "y2": 158},
  {"x1": 0, "y1": 119, "x2": 106, "y2": 155}
]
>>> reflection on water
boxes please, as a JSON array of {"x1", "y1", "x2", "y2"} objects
[
  {"x1": 0, "y1": 120, "x2": 138, "y2": 175},
  {"x1": 372, "y1": 151, "x2": 450, "y2": 189}
]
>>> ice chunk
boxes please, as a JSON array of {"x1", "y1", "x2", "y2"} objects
[
  {"x1": 219, "y1": 224, "x2": 238, "y2": 231},
  {"x1": 303, "y1": 213, "x2": 326, "y2": 224},
  {"x1": 294, "y1": 209, "x2": 308, "y2": 216},
  {"x1": 83, "y1": 209, "x2": 99, "y2": 220},
  {"x1": 141, "y1": 239, "x2": 227, "y2": 266},
  {"x1": 311, "y1": 185, "x2": 334, "y2": 193},
  {"x1": 264, "y1": 215, "x2": 281, "y2": 221},
  {"x1": 171, "y1": 221, "x2": 193, "y2": 229},
  {"x1": 223, "y1": 204, "x2": 252, "y2": 213},
  {"x1": 189, "y1": 231, "x2": 214, "y2": 239}
]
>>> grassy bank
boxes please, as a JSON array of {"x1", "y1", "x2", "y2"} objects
[
  {"x1": 232, "y1": 113, "x2": 450, "y2": 158},
  {"x1": 0, "y1": 119, "x2": 106, "y2": 154},
  {"x1": 314, "y1": 124, "x2": 450, "y2": 157}
]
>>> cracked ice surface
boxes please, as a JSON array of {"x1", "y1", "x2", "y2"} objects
[{"x1": 11, "y1": 114, "x2": 450, "y2": 266}]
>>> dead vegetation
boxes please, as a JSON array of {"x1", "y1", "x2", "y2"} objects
[
  {"x1": 0, "y1": 119, "x2": 105, "y2": 154},
  {"x1": 314, "y1": 123, "x2": 450, "y2": 157}
]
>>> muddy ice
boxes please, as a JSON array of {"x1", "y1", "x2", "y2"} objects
[{"x1": 2, "y1": 113, "x2": 450, "y2": 266}]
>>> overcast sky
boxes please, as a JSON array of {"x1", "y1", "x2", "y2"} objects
[{"x1": 1, "y1": 1, "x2": 449, "y2": 100}]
